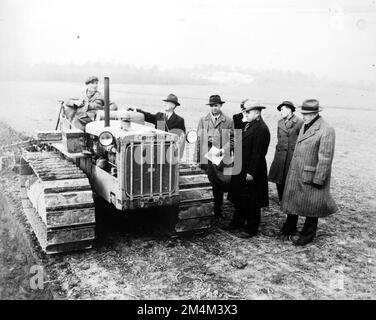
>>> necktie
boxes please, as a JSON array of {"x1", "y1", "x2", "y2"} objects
[{"x1": 244, "y1": 122, "x2": 250, "y2": 131}]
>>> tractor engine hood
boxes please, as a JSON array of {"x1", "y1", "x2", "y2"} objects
[{"x1": 85, "y1": 120, "x2": 178, "y2": 143}]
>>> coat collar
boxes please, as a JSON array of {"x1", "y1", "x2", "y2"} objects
[
  {"x1": 166, "y1": 111, "x2": 177, "y2": 122},
  {"x1": 278, "y1": 114, "x2": 298, "y2": 131},
  {"x1": 84, "y1": 89, "x2": 100, "y2": 100},
  {"x1": 242, "y1": 117, "x2": 263, "y2": 140},
  {"x1": 297, "y1": 116, "x2": 322, "y2": 143},
  {"x1": 204, "y1": 112, "x2": 226, "y2": 127}
]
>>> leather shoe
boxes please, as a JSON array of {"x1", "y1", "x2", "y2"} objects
[
  {"x1": 277, "y1": 234, "x2": 293, "y2": 241},
  {"x1": 235, "y1": 230, "x2": 257, "y2": 239},
  {"x1": 292, "y1": 236, "x2": 313, "y2": 246},
  {"x1": 221, "y1": 222, "x2": 244, "y2": 231},
  {"x1": 236, "y1": 231, "x2": 251, "y2": 239}
]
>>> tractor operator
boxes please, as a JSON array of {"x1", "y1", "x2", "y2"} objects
[{"x1": 64, "y1": 76, "x2": 118, "y2": 131}]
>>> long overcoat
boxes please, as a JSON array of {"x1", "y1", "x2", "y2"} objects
[
  {"x1": 268, "y1": 114, "x2": 304, "y2": 184},
  {"x1": 195, "y1": 112, "x2": 234, "y2": 165},
  {"x1": 228, "y1": 117, "x2": 270, "y2": 209},
  {"x1": 281, "y1": 116, "x2": 338, "y2": 217}
]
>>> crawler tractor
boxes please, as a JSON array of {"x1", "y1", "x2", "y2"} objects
[{"x1": 19, "y1": 78, "x2": 214, "y2": 254}]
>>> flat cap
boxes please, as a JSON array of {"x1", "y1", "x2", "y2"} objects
[{"x1": 85, "y1": 76, "x2": 99, "y2": 85}]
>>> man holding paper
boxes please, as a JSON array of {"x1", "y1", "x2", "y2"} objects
[{"x1": 195, "y1": 95, "x2": 234, "y2": 217}]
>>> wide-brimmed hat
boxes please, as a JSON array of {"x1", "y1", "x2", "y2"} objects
[
  {"x1": 243, "y1": 99, "x2": 266, "y2": 112},
  {"x1": 277, "y1": 101, "x2": 295, "y2": 112},
  {"x1": 300, "y1": 99, "x2": 323, "y2": 114},
  {"x1": 85, "y1": 76, "x2": 99, "y2": 85},
  {"x1": 163, "y1": 93, "x2": 180, "y2": 106},
  {"x1": 206, "y1": 95, "x2": 225, "y2": 105}
]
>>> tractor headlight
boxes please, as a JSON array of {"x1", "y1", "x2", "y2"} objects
[
  {"x1": 186, "y1": 130, "x2": 198, "y2": 144},
  {"x1": 99, "y1": 131, "x2": 114, "y2": 147}
]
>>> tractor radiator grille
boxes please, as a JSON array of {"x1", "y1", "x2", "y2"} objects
[{"x1": 124, "y1": 141, "x2": 178, "y2": 198}]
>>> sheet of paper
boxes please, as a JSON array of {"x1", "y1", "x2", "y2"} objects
[{"x1": 204, "y1": 146, "x2": 224, "y2": 166}]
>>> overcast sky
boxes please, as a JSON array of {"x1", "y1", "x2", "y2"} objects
[{"x1": 0, "y1": 0, "x2": 375, "y2": 83}]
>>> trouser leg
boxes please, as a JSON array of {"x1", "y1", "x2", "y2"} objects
[
  {"x1": 299, "y1": 217, "x2": 318, "y2": 243},
  {"x1": 212, "y1": 181, "x2": 223, "y2": 215},
  {"x1": 207, "y1": 161, "x2": 223, "y2": 216},
  {"x1": 276, "y1": 183, "x2": 285, "y2": 201},
  {"x1": 245, "y1": 207, "x2": 261, "y2": 235},
  {"x1": 232, "y1": 204, "x2": 246, "y2": 227},
  {"x1": 281, "y1": 214, "x2": 299, "y2": 235},
  {"x1": 221, "y1": 203, "x2": 245, "y2": 230}
]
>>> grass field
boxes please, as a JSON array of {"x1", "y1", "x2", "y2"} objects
[{"x1": 0, "y1": 80, "x2": 375, "y2": 299}]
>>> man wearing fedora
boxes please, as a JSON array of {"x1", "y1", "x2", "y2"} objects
[
  {"x1": 195, "y1": 95, "x2": 234, "y2": 217},
  {"x1": 281, "y1": 99, "x2": 338, "y2": 246},
  {"x1": 133, "y1": 94, "x2": 186, "y2": 157},
  {"x1": 269, "y1": 101, "x2": 303, "y2": 203},
  {"x1": 227, "y1": 100, "x2": 270, "y2": 237}
]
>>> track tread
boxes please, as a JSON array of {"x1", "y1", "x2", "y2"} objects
[
  {"x1": 22, "y1": 150, "x2": 95, "y2": 254},
  {"x1": 176, "y1": 163, "x2": 215, "y2": 234}
]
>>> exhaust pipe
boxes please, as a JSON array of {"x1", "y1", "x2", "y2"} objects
[{"x1": 104, "y1": 77, "x2": 110, "y2": 127}]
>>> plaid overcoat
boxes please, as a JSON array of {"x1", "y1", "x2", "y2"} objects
[{"x1": 281, "y1": 116, "x2": 338, "y2": 217}]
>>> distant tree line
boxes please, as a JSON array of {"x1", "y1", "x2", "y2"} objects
[{"x1": 0, "y1": 61, "x2": 374, "y2": 90}]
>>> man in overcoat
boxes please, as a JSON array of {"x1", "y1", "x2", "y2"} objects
[
  {"x1": 133, "y1": 94, "x2": 186, "y2": 157},
  {"x1": 227, "y1": 100, "x2": 270, "y2": 238},
  {"x1": 281, "y1": 99, "x2": 338, "y2": 246},
  {"x1": 269, "y1": 101, "x2": 303, "y2": 202},
  {"x1": 195, "y1": 95, "x2": 234, "y2": 217}
]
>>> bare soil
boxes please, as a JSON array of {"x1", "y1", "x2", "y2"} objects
[{"x1": 0, "y1": 108, "x2": 375, "y2": 300}]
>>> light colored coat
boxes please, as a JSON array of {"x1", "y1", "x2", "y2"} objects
[
  {"x1": 281, "y1": 116, "x2": 338, "y2": 217},
  {"x1": 268, "y1": 114, "x2": 304, "y2": 184},
  {"x1": 195, "y1": 112, "x2": 234, "y2": 164},
  {"x1": 65, "y1": 90, "x2": 104, "y2": 129}
]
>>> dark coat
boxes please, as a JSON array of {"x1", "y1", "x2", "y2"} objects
[
  {"x1": 136, "y1": 109, "x2": 186, "y2": 134},
  {"x1": 268, "y1": 114, "x2": 304, "y2": 184},
  {"x1": 281, "y1": 116, "x2": 338, "y2": 217},
  {"x1": 229, "y1": 117, "x2": 270, "y2": 209},
  {"x1": 136, "y1": 109, "x2": 186, "y2": 158}
]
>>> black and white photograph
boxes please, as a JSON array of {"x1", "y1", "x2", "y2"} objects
[{"x1": 0, "y1": 0, "x2": 375, "y2": 304}]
